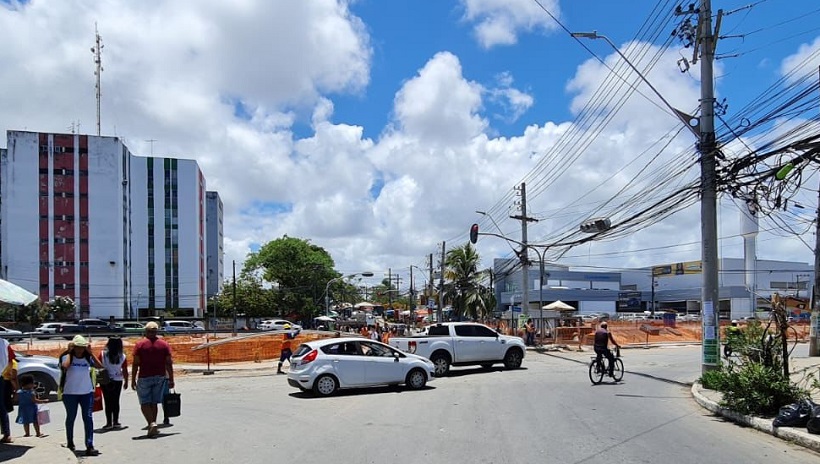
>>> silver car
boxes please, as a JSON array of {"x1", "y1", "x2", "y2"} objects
[
  {"x1": 0, "y1": 325, "x2": 23, "y2": 342},
  {"x1": 287, "y1": 337, "x2": 435, "y2": 396},
  {"x1": 15, "y1": 352, "x2": 61, "y2": 399}
]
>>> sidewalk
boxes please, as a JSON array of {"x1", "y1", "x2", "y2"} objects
[{"x1": 690, "y1": 353, "x2": 820, "y2": 454}]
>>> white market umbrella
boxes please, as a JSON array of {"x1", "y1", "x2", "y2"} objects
[
  {"x1": 0, "y1": 278, "x2": 38, "y2": 306},
  {"x1": 354, "y1": 302, "x2": 375, "y2": 308},
  {"x1": 543, "y1": 300, "x2": 575, "y2": 310},
  {"x1": 314, "y1": 315, "x2": 336, "y2": 322}
]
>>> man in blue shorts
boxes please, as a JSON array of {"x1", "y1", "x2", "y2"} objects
[{"x1": 131, "y1": 321, "x2": 174, "y2": 437}]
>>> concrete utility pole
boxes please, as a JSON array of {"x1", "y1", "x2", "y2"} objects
[
  {"x1": 810, "y1": 173, "x2": 820, "y2": 356},
  {"x1": 232, "y1": 260, "x2": 237, "y2": 336},
  {"x1": 510, "y1": 182, "x2": 538, "y2": 327},
  {"x1": 438, "y1": 242, "x2": 445, "y2": 322},
  {"x1": 697, "y1": 0, "x2": 721, "y2": 372}
]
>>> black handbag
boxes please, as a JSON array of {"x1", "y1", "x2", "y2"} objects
[
  {"x1": 163, "y1": 389, "x2": 181, "y2": 418},
  {"x1": 97, "y1": 368, "x2": 111, "y2": 386}
]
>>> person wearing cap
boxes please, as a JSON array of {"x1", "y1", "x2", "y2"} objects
[
  {"x1": 59, "y1": 335, "x2": 102, "y2": 456},
  {"x1": 131, "y1": 321, "x2": 174, "y2": 437},
  {"x1": 593, "y1": 322, "x2": 620, "y2": 378}
]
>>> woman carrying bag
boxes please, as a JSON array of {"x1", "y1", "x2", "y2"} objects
[
  {"x1": 60, "y1": 335, "x2": 102, "y2": 456},
  {"x1": 99, "y1": 337, "x2": 128, "y2": 430}
]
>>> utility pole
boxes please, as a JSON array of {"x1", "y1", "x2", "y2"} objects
[
  {"x1": 650, "y1": 272, "x2": 656, "y2": 316},
  {"x1": 510, "y1": 182, "x2": 538, "y2": 329},
  {"x1": 387, "y1": 268, "x2": 393, "y2": 310},
  {"x1": 696, "y1": 0, "x2": 721, "y2": 372},
  {"x1": 410, "y1": 265, "x2": 415, "y2": 325},
  {"x1": 91, "y1": 23, "x2": 103, "y2": 136},
  {"x1": 810, "y1": 173, "x2": 820, "y2": 355},
  {"x1": 438, "y1": 242, "x2": 445, "y2": 323},
  {"x1": 428, "y1": 253, "x2": 434, "y2": 316},
  {"x1": 232, "y1": 260, "x2": 237, "y2": 336}
]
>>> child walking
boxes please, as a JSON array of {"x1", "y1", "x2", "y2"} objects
[{"x1": 16, "y1": 374, "x2": 48, "y2": 437}]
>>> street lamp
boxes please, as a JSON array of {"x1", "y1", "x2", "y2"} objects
[
  {"x1": 574, "y1": 20, "x2": 722, "y2": 373},
  {"x1": 325, "y1": 272, "x2": 374, "y2": 317},
  {"x1": 570, "y1": 31, "x2": 699, "y2": 139},
  {"x1": 471, "y1": 226, "x2": 549, "y2": 344}
]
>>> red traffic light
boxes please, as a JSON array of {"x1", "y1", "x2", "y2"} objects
[{"x1": 469, "y1": 223, "x2": 479, "y2": 244}]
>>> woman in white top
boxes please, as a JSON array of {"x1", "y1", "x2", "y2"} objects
[
  {"x1": 100, "y1": 337, "x2": 129, "y2": 430},
  {"x1": 60, "y1": 335, "x2": 102, "y2": 456}
]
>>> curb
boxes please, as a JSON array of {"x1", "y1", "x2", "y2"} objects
[{"x1": 691, "y1": 383, "x2": 820, "y2": 453}]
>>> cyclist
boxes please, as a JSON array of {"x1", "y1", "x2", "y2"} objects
[{"x1": 593, "y1": 322, "x2": 621, "y2": 377}]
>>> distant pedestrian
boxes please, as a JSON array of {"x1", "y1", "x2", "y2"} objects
[
  {"x1": 99, "y1": 337, "x2": 128, "y2": 430},
  {"x1": 15, "y1": 374, "x2": 48, "y2": 437},
  {"x1": 131, "y1": 321, "x2": 174, "y2": 438},
  {"x1": 0, "y1": 337, "x2": 16, "y2": 443},
  {"x1": 277, "y1": 324, "x2": 300, "y2": 374},
  {"x1": 60, "y1": 335, "x2": 102, "y2": 456},
  {"x1": 525, "y1": 319, "x2": 536, "y2": 346}
]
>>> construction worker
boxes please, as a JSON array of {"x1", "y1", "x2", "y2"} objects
[
  {"x1": 276, "y1": 324, "x2": 300, "y2": 374},
  {"x1": 724, "y1": 320, "x2": 742, "y2": 358}
]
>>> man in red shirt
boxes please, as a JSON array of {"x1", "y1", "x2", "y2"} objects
[{"x1": 131, "y1": 321, "x2": 174, "y2": 437}]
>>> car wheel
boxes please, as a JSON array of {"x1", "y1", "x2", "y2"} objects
[
  {"x1": 30, "y1": 372, "x2": 57, "y2": 399},
  {"x1": 503, "y1": 348, "x2": 523, "y2": 370},
  {"x1": 430, "y1": 352, "x2": 451, "y2": 377},
  {"x1": 405, "y1": 368, "x2": 427, "y2": 390},
  {"x1": 313, "y1": 374, "x2": 339, "y2": 396}
]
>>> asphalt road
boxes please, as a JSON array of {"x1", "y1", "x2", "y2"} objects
[{"x1": 22, "y1": 345, "x2": 820, "y2": 463}]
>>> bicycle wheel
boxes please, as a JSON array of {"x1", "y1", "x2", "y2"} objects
[
  {"x1": 611, "y1": 358, "x2": 624, "y2": 382},
  {"x1": 589, "y1": 360, "x2": 604, "y2": 384}
]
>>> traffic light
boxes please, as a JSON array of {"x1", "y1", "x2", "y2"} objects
[
  {"x1": 580, "y1": 217, "x2": 611, "y2": 234},
  {"x1": 469, "y1": 223, "x2": 479, "y2": 244}
]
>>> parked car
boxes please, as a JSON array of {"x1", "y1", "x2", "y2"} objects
[
  {"x1": 163, "y1": 320, "x2": 205, "y2": 333},
  {"x1": 287, "y1": 337, "x2": 435, "y2": 396},
  {"x1": 34, "y1": 322, "x2": 67, "y2": 339},
  {"x1": 115, "y1": 321, "x2": 146, "y2": 334},
  {"x1": 389, "y1": 322, "x2": 526, "y2": 377},
  {"x1": 260, "y1": 320, "x2": 302, "y2": 331},
  {"x1": 15, "y1": 351, "x2": 61, "y2": 399},
  {"x1": 0, "y1": 325, "x2": 24, "y2": 341},
  {"x1": 56, "y1": 318, "x2": 124, "y2": 339}
]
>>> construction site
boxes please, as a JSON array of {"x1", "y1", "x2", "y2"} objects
[{"x1": 10, "y1": 319, "x2": 813, "y2": 368}]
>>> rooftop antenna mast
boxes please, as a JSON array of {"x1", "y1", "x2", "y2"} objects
[{"x1": 91, "y1": 23, "x2": 104, "y2": 136}]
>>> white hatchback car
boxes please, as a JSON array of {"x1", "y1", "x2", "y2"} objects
[
  {"x1": 260, "y1": 320, "x2": 302, "y2": 331},
  {"x1": 287, "y1": 337, "x2": 435, "y2": 396}
]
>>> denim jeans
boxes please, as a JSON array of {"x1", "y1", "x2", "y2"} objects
[
  {"x1": 63, "y1": 392, "x2": 94, "y2": 448},
  {"x1": 0, "y1": 378, "x2": 9, "y2": 437}
]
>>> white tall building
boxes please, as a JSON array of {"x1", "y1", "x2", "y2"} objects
[
  {"x1": 206, "y1": 191, "x2": 224, "y2": 298},
  {"x1": 1, "y1": 130, "x2": 218, "y2": 319}
]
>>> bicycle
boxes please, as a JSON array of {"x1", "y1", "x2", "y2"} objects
[{"x1": 588, "y1": 347, "x2": 623, "y2": 384}]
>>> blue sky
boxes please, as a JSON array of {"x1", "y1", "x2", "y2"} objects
[{"x1": 1, "y1": 0, "x2": 818, "y2": 289}]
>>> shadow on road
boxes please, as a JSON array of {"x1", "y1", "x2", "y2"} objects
[
  {"x1": 289, "y1": 384, "x2": 436, "y2": 399},
  {"x1": 444, "y1": 366, "x2": 527, "y2": 377}
]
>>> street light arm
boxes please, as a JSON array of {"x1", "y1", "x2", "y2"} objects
[{"x1": 571, "y1": 31, "x2": 699, "y2": 139}]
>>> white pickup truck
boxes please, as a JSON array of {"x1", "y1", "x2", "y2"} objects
[{"x1": 389, "y1": 322, "x2": 526, "y2": 376}]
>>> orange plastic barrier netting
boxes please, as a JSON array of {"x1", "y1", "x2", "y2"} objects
[{"x1": 15, "y1": 332, "x2": 330, "y2": 365}]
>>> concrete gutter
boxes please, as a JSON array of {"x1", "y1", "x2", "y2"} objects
[{"x1": 691, "y1": 382, "x2": 820, "y2": 453}]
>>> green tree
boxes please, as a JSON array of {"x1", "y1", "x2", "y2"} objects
[
  {"x1": 243, "y1": 236, "x2": 337, "y2": 320},
  {"x1": 442, "y1": 243, "x2": 493, "y2": 320}
]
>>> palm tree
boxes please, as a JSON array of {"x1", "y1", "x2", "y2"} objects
[{"x1": 442, "y1": 243, "x2": 494, "y2": 320}]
